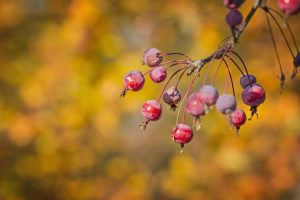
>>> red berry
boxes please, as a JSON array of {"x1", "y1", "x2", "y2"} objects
[
  {"x1": 123, "y1": 70, "x2": 145, "y2": 92},
  {"x1": 171, "y1": 124, "x2": 193, "y2": 145},
  {"x1": 224, "y1": 0, "x2": 245, "y2": 9},
  {"x1": 242, "y1": 84, "x2": 266, "y2": 107},
  {"x1": 216, "y1": 94, "x2": 237, "y2": 114},
  {"x1": 278, "y1": 0, "x2": 300, "y2": 15},
  {"x1": 226, "y1": 10, "x2": 243, "y2": 28},
  {"x1": 230, "y1": 108, "x2": 246, "y2": 128},
  {"x1": 143, "y1": 48, "x2": 163, "y2": 67},
  {"x1": 198, "y1": 85, "x2": 219, "y2": 107},
  {"x1": 150, "y1": 66, "x2": 167, "y2": 83},
  {"x1": 184, "y1": 92, "x2": 205, "y2": 117},
  {"x1": 141, "y1": 100, "x2": 162, "y2": 121}
]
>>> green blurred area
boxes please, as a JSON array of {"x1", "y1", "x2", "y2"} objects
[{"x1": 0, "y1": 0, "x2": 300, "y2": 199}]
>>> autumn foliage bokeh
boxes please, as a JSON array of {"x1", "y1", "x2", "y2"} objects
[{"x1": 0, "y1": 0, "x2": 300, "y2": 200}]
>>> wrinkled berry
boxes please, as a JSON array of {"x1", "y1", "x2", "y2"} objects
[
  {"x1": 230, "y1": 108, "x2": 246, "y2": 130},
  {"x1": 143, "y1": 48, "x2": 163, "y2": 67},
  {"x1": 240, "y1": 74, "x2": 257, "y2": 89},
  {"x1": 242, "y1": 84, "x2": 266, "y2": 107},
  {"x1": 198, "y1": 85, "x2": 219, "y2": 107},
  {"x1": 278, "y1": 0, "x2": 300, "y2": 15},
  {"x1": 150, "y1": 66, "x2": 167, "y2": 83},
  {"x1": 163, "y1": 86, "x2": 181, "y2": 110},
  {"x1": 171, "y1": 123, "x2": 193, "y2": 151},
  {"x1": 141, "y1": 100, "x2": 162, "y2": 121},
  {"x1": 224, "y1": 0, "x2": 245, "y2": 9},
  {"x1": 216, "y1": 94, "x2": 237, "y2": 114},
  {"x1": 226, "y1": 10, "x2": 243, "y2": 28},
  {"x1": 184, "y1": 92, "x2": 205, "y2": 117}
]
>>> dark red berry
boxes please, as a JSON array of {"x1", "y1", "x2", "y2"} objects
[
  {"x1": 230, "y1": 108, "x2": 246, "y2": 129},
  {"x1": 184, "y1": 92, "x2": 205, "y2": 117},
  {"x1": 294, "y1": 52, "x2": 300, "y2": 68},
  {"x1": 198, "y1": 85, "x2": 219, "y2": 107},
  {"x1": 143, "y1": 48, "x2": 163, "y2": 67},
  {"x1": 278, "y1": 0, "x2": 300, "y2": 15},
  {"x1": 242, "y1": 84, "x2": 266, "y2": 107},
  {"x1": 163, "y1": 86, "x2": 181, "y2": 111},
  {"x1": 226, "y1": 10, "x2": 243, "y2": 28},
  {"x1": 150, "y1": 66, "x2": 167, "y2": 83},
  {"x1": 224, "y1": 0, "x2": 245, "y2": 9},
  {"x1": 141, "y1": 100, "x2": 162, "y2": 121},
  {"x1": 240, "y1": 74, "x2": 257, "y2": 89},
  {"x1": 216, "y1": 94, "x2": 237, "y2": 114},
  {"x1": 171, "y1": 124, "x2": 193, "y2": 146},
  {"x1": 121, "y1": 71, "x2": 145, "y2": 96}
]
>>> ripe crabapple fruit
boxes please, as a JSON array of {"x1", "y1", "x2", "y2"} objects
[
  {"x1": 150, "y1": 66, "x2": 167, "y2": 83},
  {"x1": 229, "y1": 108, "x2": 246, "y2": 134},
  {"x1": 226, "y1": 9, "x2": 243, "y2": 28},
  {"x1": 278, "y1": 0, "x2": 300, "y2": 15},
  {"x1": 171, "y1": 123, "x2": 193, "y2": 153},
  {"x1": 121, "y1": 70, "x2": 145, "y2": 96},
  {"x1": 198, "y1": 85, "x2": 219, "y2": 108},
  {"x1": 140, "y1": 100, "x2": 162, "y2": 129},
  {"x1": 240, "y1": 74, "x2": 257, "y2": 89},
  {"x1": 163, "y1": 86, "x2": 181, "y2": 111},
  {"x1": 224, "y1": 0, "x2": 245, "y2": 9},
  {"x1": 216, "y1": 94, "x2": 237, "y2": 114},
  {"x1": 185, "y1": 92, "x2": 206, "y2": 130},
  {"x1": 143, "y1": 48, "x2": 163, "y2": 67},
  {"x1": 242, "y1": 84, "x2": 266, "y2": 107}
]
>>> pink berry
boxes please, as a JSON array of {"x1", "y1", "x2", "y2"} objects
[
  {"x1": 150, "y1": 66, "x2": 167, "y2": 83},
  {"x1": 171, "y1": 123, "x2": 193, "y2": 145},
  {"x1": 224, "y1": 0, "x2": 245, "y2": 9},
  {"x1": 184, "y1": 92, "x2": 205, "y2": 117},
  {"x1": 198, "y1": 85, "x2": 219, "y2": 107},
  {"x1": 226, "y1": 10, "x2": 243, "y2": 28},
  {"x1": 141, "y1": 100, "x2": 162, "y2": 121},
  {"x1": 240, "y1": 74, "x2": 257, "y2": 89},
  {"x1": 230, "y1": 108, "x2": 246, "y2": 129},
  {"x1": 123, "y1": 70, "x2": 145, "y2": 91},
  {"x1": 242, "y1": 84, "x2": 266, "y2": 107},
  {"x1": 143, "y1": 48, "x2": 163, "y2": 67},
  {"x1": 216, "y1": 94, "x2": 237, "y2": 114},
  {"x1": 163, "y1": 86, "x2": 181, "y2": 110},
  {"x1": 278, "y1": 0, "x2": 300, "y2": 15}
]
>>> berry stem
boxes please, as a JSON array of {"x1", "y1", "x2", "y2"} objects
[
  {"x1": 222, "y1": 58, "x2": 236, "y2": 97},
  {"x1": 225, "y1": 55, "x2": 245, "y2": 76},
  {"x1": 160, "y1": 52, "x2": 192, "y2": 61}
]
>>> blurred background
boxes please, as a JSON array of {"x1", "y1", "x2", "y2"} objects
[{"x1": 0, "y1": 0, "x2": 300, "y2": 199}]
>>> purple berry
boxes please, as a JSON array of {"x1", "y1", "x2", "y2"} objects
[
  {"x1": 184, "y1": 92, "x2": 205, "y2": 117},
  {"x1": 143, "y1": 48, "x2": 163, "y2": 67},
  {"x1": 141, "y1": 100, "x2": 162, "y2": 121},
  {"x1": 216, "y1": 94, "x2": 237, "y2": 114},
  {"x1": 171, "y1": 123, "x2": 193, "y2": 146},
  {"x1": 242, "y1": 84, "x2": 266, "y2": 107},
  {"x1": 198, "y1": 85, "x2": 219, "y2": 107},
  {"x1": 224, "y1": 0, "x2": 245, "y2": 9},
  {"x1": 226, "y1": 10, "x2": 243, "y2": 28},
  {"x1": 230, "y1": 108, "x2": 246, "y2": 129},
  {"x1": 150, "y1": 66, "x2": 167, "y2": 83},
  {"x1": 123, "y1": 70, "x2": 145, "y2": 92},
  {"x1": 163, "y1": 86, "x2": 181, "y2": 110},
  {"x1": 278, "y1": 0, "x2": 300, "y2": 15},
  {"x1": 240, "y1": 74, "x2": 257, "y2": 89},
  {"x1": 294, "y1": 52, "x2": 300, "y2": 67}
]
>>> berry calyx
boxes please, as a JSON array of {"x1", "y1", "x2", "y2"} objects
[
  {"x1": 142, "y1": 48, "x2": 163, "y2": 67},
  {"x1": 240, "y1": 74, "x2": 257, "y2": 89},
  {"x1": 226, "y1": 10, "x2": 243, "y2": 28},
  {"x1": 229, "y1": 108, "x2": 246, "y2": 134},
  {"x1": 198, "y1": 85, "x2": 219, "y2": 108},
  {"x1": 163, "y1": 86, "x2": 181, "y2": 111},
  {"x1": 140, "y1": 100, "x2": 162, "y2": 129},
  {"x1": 224, "y1": 0, "x2": 245, "y2": 9},
  {"x1": 121, "y1": 70, "x2": 145, "y2": 97},
  {"x1": 150, "y1": 66, "x2": 167, "y2": 83},
  {"x1": 278, "y1": 0, "x2": 300, "y2": 16},
  {"x1": 216, "y1": 94, "x2": 237, "y2": 114},
  {"x1": 171, "y1": 123, "x2": 193, "y2": 153}
]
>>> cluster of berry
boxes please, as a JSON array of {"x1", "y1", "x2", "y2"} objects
[{"x1": 121, "y1": 0, "x2": 300, "y2": 152}]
